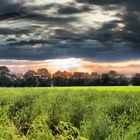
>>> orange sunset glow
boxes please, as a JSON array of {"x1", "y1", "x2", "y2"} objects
[{"x1": 1, "y1": 58, "x2": 140, "y2": 76}]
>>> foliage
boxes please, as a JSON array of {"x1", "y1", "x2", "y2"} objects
[
  {"x1": 27, "y1": 114, "x2": 53, "y2": 140},
  {"x1": 0, "y1": 66, "x2": 138, "y2": 87},
  {"x1": 0, "y1": 106, "x2": 19, "y2": 140},
  {"x1": 52, "y1": 121, "x2": 87, "y2": 140},
  {"x1": 132, "y1": 73, "x2": 140, "y2": 86},
  {"x1": 0, "y1": 87, "x2": 140, "y2": 140}
]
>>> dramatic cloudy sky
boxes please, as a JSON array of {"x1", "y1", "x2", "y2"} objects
[{"x1": 0, "y1": 0, "x2": 140, "y2": 75}]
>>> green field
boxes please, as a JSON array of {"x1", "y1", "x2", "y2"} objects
[{"x1": 0, "y1": 87, "x2": 140, "y2": 140}]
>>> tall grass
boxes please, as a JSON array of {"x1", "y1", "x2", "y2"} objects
[{"x1": 0, "y1": 87, "x2": 140, "y2": 139}]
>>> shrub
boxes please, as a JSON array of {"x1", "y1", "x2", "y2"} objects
[{"x1": 27, "y1": 114, "x2": 53, "y2": 140}]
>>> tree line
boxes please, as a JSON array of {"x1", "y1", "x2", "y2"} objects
[{"x1": 0, "y1": 66, "x2": 140, "y2": 87}]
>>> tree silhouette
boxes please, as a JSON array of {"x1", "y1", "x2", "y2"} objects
[
  {"x1": 0, "y1": 66, "x2": 12, "y2": 86},
  {"x1": 0, "y1": 65, "x2": 135, "y2": 87},
  {"x1": 100, "y1": 71, "x2": 129, "y2": 86},
  {"x1": 23, "y1": 70, "x2": 37, "y2": 87},
  {"x1": 89, "y1": 72, "x2": 101, "y2": 86},
  {"x1": 70, "y1": 72, "x2": 90, "y2": 86},
  {"x1": 52, "y1": 71, "x2": 72, "y2": 86},
  {"x1": 132, "y1": 73, "x2": 140, "y2": 86},
  {"x1": 37, "y1": 68, "x2": 51, "y2": 87}
]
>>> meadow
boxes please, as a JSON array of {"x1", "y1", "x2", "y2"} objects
[{"x1": 0, "y1": 87, "x2": 140, "y2": 140}]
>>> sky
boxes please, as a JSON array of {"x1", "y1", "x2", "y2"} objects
[{"x1": 0, "y1": 0, "x2": 140, "y2": 75}]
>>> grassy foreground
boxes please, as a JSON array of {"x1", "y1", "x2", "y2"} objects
[{"x1": 0, "y1": 87, "x2": 140, "y2": 140}]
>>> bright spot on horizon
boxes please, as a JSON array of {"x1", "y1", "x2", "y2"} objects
[
  {"x1": 48, "y1": 58, "x2": 81, "y2": 71},
  {"x1": 1, "y1": 58, "x2": 140, "y2": 76}
]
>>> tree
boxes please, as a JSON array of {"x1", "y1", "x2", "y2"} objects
[
  {"x1": 52, "y1": 71, "x2": 72, "y2": 86},
  {"x1": 23, "y1": 70, "x2": 37, "y2": 87},
  {"x1": 132, "y1": 73, "x2": 140, "y2": 86},
  {"x1": 0, "y1": 66, "x2": 12, "y2": 86},
  {"x1": 101, "y1": 71, "x2": 120, "y2": 86},
  {"x1": 101, "y1": 73, "x2": 111, "y2": 86},
  {"x1": 0, "y1": 66, "x2": 10, "y2": 75},
  {"x1": 0, "y1": 65, "x2": 132, "y2": 87},
  {"x1": 101, "y1": 71, "x2": 130, "y2": 86},
  {"x1": 89, "y1": 72, "x2": 101, "y2": 86},
  {"x1": 70, "y1": 72, "x2": 90, "y2": 86},
  {"x1": 119, "y1": 74, "x2": 129, "y2": 86},
  {"x1": 37, "y1": 68, "x2": 51, "y2": 78},
  {"x1": 37, "y1": 68, "x2": 51, "y2": 87},
  {"x1": 13, "y1": 73, "x2": 24, "y2": 87}
]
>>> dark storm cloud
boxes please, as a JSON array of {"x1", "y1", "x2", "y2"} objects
[
  {"x1": 0, "y1": 38, "x2": 139, "y2": 61},
  {"x1": 75, "y1": 0, "x2": 140, "y2": 32},
  {"x1": 0, "y1": 28, "x2": 33, "y2": 35},
  {"x1": 25, "y1": 13, "x2": 78, "y2": 23},
  {"x1": 75, "y1": 0, "x2": 140, "y2": 37},
  {"x1": 0, "y1": 20, "x2": 140, "y2": 61},
  {"x1": 0, "y1": 1, "x2": 91, "y2": 18},
  {"x1": 75, "y1": 0, "x2": 139, "y2": 5},
  {"x1": 0, "y1": 0, "x2": 139, "y2": 62},
  {"x1": 0, "y1": 0, "x2": 24, "y2": 15},
  {"x1": 58, "y1": 4, "x2": 91, "y2": 14},
  {"x1": 26, "y1": 3, "x2": 92, "y2": 15},
  {"x1": 0, "y1": 5, "x2": 79, "y2": 23},
  {"x1": 74, "y1": 0, "x2": 140, "y2": 59}
]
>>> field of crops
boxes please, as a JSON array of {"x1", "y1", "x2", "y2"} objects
[{"x1": 0, "y1": 87, "x2": 140, "y2": 140}]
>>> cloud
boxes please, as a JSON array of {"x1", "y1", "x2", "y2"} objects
[
  {"x1": 75, "y1": 0, "x2": 140, "y2": 39},
  {"x1": 0, "y1": 0, "x2": 25, "y2": 15},
  {"x1": 75, "y1": 0, "x2": 139, "y2": 5},
  {"x1": 58, "y1": 4, "x2": 91, "y2": 14},
  {"x1": 0, "y1": 38, "x2": 139, "y2": 61},
  {"x1": 0, "y1": 0, "x2": 139, "y2": 66}
]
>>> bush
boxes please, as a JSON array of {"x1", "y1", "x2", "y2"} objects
[
  {"x1": 0, "y1": 107, "x2": 19, "y2": 140},
  {"x1": 27, "y1": 114, "x2": 53, "y2": 140}
]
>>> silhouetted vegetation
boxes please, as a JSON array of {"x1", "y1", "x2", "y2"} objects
[
  {"x1": 131, "y1": 73, "x2": 140, "y2": 86},
  {"x1": 0, "y1": 66, "x2": 139, "y2": 87}
]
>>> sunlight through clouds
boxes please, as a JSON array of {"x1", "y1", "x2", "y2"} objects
[
  {"x1": 0, "y1": 0, "x2": 139, "y2": 74},
  {"x1": 23, "y1": 0, "x2": 74, "y2": 5},
  {"x1": 0, "y1": 59, "x2": 140, "y2": 76}
]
